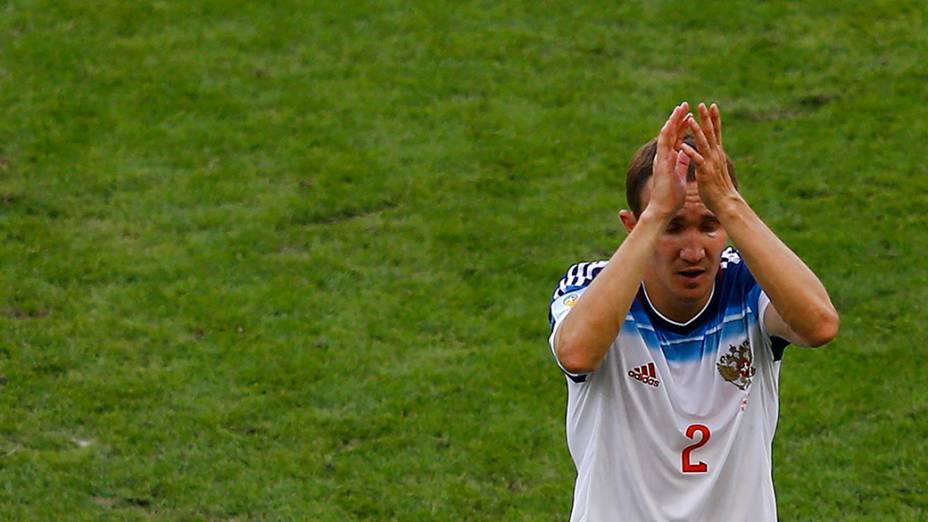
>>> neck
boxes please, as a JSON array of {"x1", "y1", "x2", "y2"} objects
[{"x1": 640, "y1": 281, "x2": 714, "y2": 325}]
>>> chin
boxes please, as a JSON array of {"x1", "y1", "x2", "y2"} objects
[{"x1": 676, "y1": 284, "x2": 712, "y2": 303}]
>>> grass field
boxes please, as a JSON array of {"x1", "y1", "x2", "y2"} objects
[{"x1": 1, "y1": 0, "x2": 927, "y2": 520}]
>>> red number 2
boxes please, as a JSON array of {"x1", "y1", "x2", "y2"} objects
[{"x1": 681, "y1": 424, "x2": 711, "y2": 473}]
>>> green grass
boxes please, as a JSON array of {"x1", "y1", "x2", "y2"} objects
[{"x1": 1, "y1": 0, "x2": 926, "y2": 519}]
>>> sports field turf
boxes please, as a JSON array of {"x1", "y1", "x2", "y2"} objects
[{"x1": 1, "y1": 1, "x2": 926, "y2": 520}]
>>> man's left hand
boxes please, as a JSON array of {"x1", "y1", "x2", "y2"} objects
[{"x1": 681, "y1": 103, "x2": 741, "y2": 215}]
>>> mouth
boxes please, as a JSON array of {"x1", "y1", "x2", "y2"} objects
[{"x1": 676, "y1": 267, "x2": 707, "y2": 283}]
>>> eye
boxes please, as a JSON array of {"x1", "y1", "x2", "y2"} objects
[
  {"x1": 666, "y1": 223, "x2": 683, "y2": 234},
  {"x1": 700, "y1": 221, "x2": 721, "y2": 234}
]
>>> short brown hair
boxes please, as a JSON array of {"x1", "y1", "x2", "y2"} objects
[{"x1": 625, "y1": 136, "x2": 737, "y2": 216}]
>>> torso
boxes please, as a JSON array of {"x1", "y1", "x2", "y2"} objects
[{"x1": 549, "y1": 248, "x2": 784, "y2": 521}]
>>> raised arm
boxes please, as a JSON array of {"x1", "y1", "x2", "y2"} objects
[
  {"x1": 554, "y1": 103, "x2": 691, "y2": 373},
  {"x1": 682, "y1": 103, "x2": 839, "y2": 346}
]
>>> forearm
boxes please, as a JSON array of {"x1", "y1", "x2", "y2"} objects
[
  {"x1": 555, "y1": 210, "x2": 669, "y2": 372},
  {"x1": 716, "y1": 196, "x2": 839, "y2": 345}
]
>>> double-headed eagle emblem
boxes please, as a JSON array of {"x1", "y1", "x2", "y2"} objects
[{"x1": 717, "y1": 340, "x2": 756, "y2": 390}]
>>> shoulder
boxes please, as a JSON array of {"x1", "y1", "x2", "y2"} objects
[
  {"x1": 551, "y1": 260, "x2": 609, "y2": 301},
  {"x1": 716, "y1": 246, "x2": 763, "y2": 311},
  {"x1": 719, "y1": 246, "x2": 755, "y2": 286},
  {"x1": 716, "y1": 247, "x2": 766, "y2": 319},
  {"x1": 720, "y1": 246, "x2": 743, "y2": 270}
]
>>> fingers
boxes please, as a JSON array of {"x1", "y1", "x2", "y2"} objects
[
  {"x1": 673, "y1": 149, "x2": 691, "y2": 180},
  {"x1": 681, "y1": 142, "x2": 705, "y2": 165},
  {"x1": 680, "y1": 112, "x2": 693, "y2": 143},
  {"x1": 686, "y1": 111, "x2": 712, "y2": 159},
  {"x1": 674, "y1": 107, "x2": 691, "y2": 150},
  {"x1": 666, "y1": 103, "x2": 686, "y2": 130},
  {"x1": 683, "y1": 102, "x2": 726, "y2": 160},
  {"x1": 698, "y1": 103, "x2": 717, "y2": 149},
  {"x1": 657, "y1": 107, "x2": 678, "y2": 152},
  {"x1": 659, "y1": 102, "x2": 690, "y2": 152},
  {"x1": 676, "y1": 103, "x2": 691, "y2": 145}
]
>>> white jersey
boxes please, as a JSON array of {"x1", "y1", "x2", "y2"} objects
[{"x1": 548, "y1": 247, "x2": 788, "y2": 522}]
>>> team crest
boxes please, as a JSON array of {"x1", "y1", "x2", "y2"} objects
[
  {"x1": 563, "y1": 294, "x2": 578, "y2": 308},
  {"x1": 717, "y1": 340, "x2": 756, "y2": 390}
]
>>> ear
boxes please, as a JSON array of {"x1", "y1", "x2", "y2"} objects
[{"x1": 618, "y1": 210, "x2": 637, "y2": 234}]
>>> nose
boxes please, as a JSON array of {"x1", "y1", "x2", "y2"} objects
[{"x1": 680, "y1": 245, "x2": 706, "y2": 263}]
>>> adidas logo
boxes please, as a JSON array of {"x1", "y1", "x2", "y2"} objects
[{"x1": 628, "y1": 362, "x2": 660, "y2": 387}]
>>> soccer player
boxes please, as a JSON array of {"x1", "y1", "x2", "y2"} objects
[{"x1": 547, "y1": 102, "x2": 839, "y2": 521}]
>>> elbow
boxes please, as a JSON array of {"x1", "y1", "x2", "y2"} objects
[
  {"x1": 555, "y1": 333, "x2": 602, "y2": 374},
  {"x1": 805, "y1": 308, "x2": 840, "y2": 347},
  {"x1": 558, "y1": 351, "x2": 598, "y2": 374}
]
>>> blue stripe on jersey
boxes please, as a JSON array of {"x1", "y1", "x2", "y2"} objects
[
  {"x1": 626, "y1": 299, "x2": 762, "y2": 362},
  {"x1": 548, "y1": 247, "x2": 788, "y2": 362},
  {"x1": 623, "y1": 247, "x2": 770, "y2": 362},
  {"x1": 562, "y1": 285, "x2": 586, "y2": 296}
]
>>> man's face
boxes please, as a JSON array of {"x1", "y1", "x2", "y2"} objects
[{"x1": 638, "y1": 181, "x2": 729, "y2": 306}]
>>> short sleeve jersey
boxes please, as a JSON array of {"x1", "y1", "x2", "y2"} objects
[{"x1": 548, "y1": 247, "x2": 788, "y2": 522}]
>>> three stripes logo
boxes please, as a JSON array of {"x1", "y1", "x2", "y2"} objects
[{"x1": 627, "y1": 362, "x2": 660, "y2": 388}]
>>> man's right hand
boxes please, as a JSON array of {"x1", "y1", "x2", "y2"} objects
[
  {"x1": 553, "y1": 103, "x2": 695, "y2": 373},
  {"x1": 645, "y1": 102, "x2": 691, "y2": 219}
]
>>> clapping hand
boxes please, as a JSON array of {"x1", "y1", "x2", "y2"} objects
[
  {"x1": 647, "y1": 102, "x2": 693, "y2": 219},
  {"x1": 681, "y1": 103, "x2": 739, "y2": 215}
]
